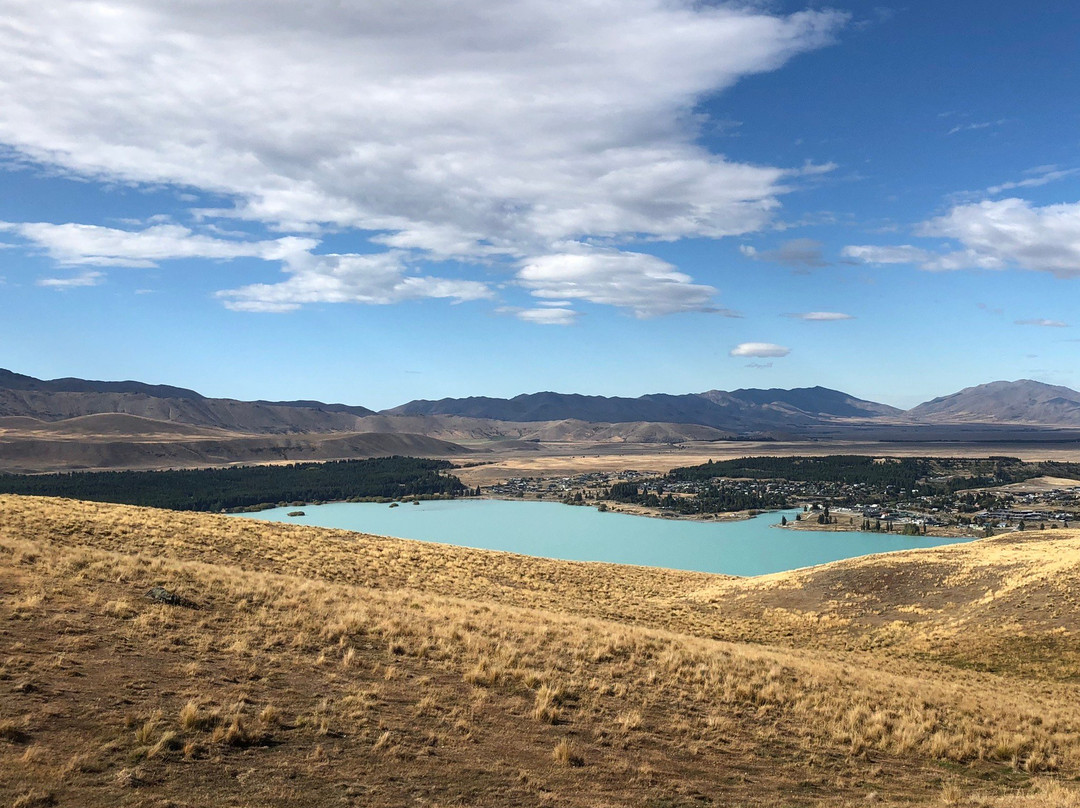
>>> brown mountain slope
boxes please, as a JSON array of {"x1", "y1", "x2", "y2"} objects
[
  {"x1": 0, "y1": 416, "x2": 48, "y2": 429},
  {"x1": 1, "y1": 495, "x2": 1079, "y2": 806},
  {"x1": 353, "y1": 413, "x2": 735, "y2": 443},
  {"x1": 908, "y1": 379, "x2": 1080, "y2": 425},
  {"x1": 0, "y1": 387, "x2": 372, "y2": 432},
  {"x1": 0, "y1": 431, "x2": 472, "y2": 473},
  {"x1": 4, "y1": 412, "x2": 236, "y2": 437},
  {"x1": 0, "y1": 368, "x2": 375, "y2": 433}
]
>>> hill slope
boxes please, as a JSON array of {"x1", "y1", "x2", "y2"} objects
[
  {"x1": 909, "y1": 379, "x2": 1080, "y2": 425},
  {"x1": 2, "y1": 412, "x2": 235, "y2": 437},
  {"x1": 0, "y1": 368, "x2": 375, "y2": 433},
  {"x1": 1, "y1": 494, "x2": 1078, "y2": 806},
  {"x1": 0, "y1": 429, "x2": 471, "y2": 473}
]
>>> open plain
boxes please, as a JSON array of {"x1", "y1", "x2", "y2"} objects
[
  {"x1": 2, "y1": 493, "x2": 1080, "y2": 806},
  {"x1": 448, "y1": 439, "x2": 1080, "y2": 489}
]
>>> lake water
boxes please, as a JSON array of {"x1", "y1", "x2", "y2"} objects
[{"x1": 235, "y1": 500, "x2": 974, "y2": 576}]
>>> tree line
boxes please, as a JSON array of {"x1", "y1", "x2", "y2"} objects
[
  {"x1": 607, "y1": 481, "x2": 787, "y2": 513},
  {"x1": 667, "y1": 456, "x2": 932, "y2": 490},
  {"x1": 0, "y1": 456, "x2": 466, "y2": 512},
  {"x1": 666, "y1": 455, "x2": 1080, "y2": 494}
]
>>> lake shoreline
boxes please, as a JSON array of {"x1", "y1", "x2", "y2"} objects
[
  {"x1": 260, "y1": 492, "x2": 986, "y2": 541},
  {"x1": 235, "y1": 499, "x2": 975, "y2": 577},
  {"x1": 478, "y1": 492, "x2": 760, "y2": 523}
]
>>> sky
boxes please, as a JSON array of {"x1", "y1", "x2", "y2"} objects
[{"x1": 1, "y1": 1, "x2": 1078, "y2": 410}]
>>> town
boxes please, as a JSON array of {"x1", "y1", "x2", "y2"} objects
[{"x1": 480, "y1": 456, "x2": 1080, "y2": 536}]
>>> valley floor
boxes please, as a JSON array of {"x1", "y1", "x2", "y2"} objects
[{"x1": 2, "y1": 495, "x2": 1080, "y2": 806}]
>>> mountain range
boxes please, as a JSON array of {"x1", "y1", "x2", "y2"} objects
[
  {"x1": 0, "y1": 368, "x2": 374, "y2": 433},
  {"x1": 385, "y1": 386, "x2": 900, "y2": 429},
  {"x1": 4, "y1": 368, "x2": 1080, "y2": 436}
]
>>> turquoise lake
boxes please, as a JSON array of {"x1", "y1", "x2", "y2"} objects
[{"x1": 236, "y1": 500, "x2": 974, "y2": 576}]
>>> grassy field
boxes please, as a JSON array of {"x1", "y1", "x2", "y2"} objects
[{"x1": 2, "y1": 494, "x2": 1079, "y2": 806}]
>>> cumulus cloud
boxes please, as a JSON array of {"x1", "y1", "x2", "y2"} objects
[
  {"x1": 4, "y1": 220, "x2": 492, "y2": 309},
  {"x1": 217, "y1": 252, "x2": 492, "y2": 313},
  {"x1": 845, "y1": 199, "x2": 1080, "y2": 278},
  {"x1": 0, "y1": 0, "x2": 846, "y2": 315},
  {"x1": 918, "y1": 199, "x2": 1080, "y2": 277},
  {"x1": 730, "y1": 342, "x2": 790, "y2": 358},
  {"x1": 518, "y1": 247, "x2": 721, "y2": 318},
  {"x1": 740, "y1": 238, "x2": 827, "y2": 267},
  {"x1": 1015, "y1": 318, "x2": 1068, "y2": 328},
  {"x1": 1, "y1": 222, "x2": 313, "y2": 268},
  {"x1": 783, "y1": 311, "x2": 853, "y2": 321}
]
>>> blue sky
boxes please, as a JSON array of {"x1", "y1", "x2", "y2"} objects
[{"x1": 1, "y1": 1, "x2": 1078, "y2": 410}]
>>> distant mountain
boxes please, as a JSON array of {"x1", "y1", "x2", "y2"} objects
[
  {"x1": 718, "y1": 387, "x2": 901, "y2": 418},
  {"x1": 908, "y1": 380, "x2": 1080, "y2": 426},
  {"x1": 0, "y1": 368, "x2": 204, "y2": 399},
  {"x1": 0, "y1": 369, "x2": 374, "y2": 433},
  {"x1": 12, "y1": 367, "x2": 1080, "y2": 444},
  {"x1": 384, "y1": 386, "x2": 901, "y2": 431}
]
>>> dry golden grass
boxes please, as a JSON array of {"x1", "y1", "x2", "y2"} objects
[
  {"x1": 687, "y1": 528, "x2": 1080, "y2": 678},
  {"x1": 1, "y1": 494, "x2": 1079, "y2": 806}
]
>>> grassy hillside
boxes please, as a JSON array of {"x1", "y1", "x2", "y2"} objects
[
  {"x1": 0, "y1": 426, "x2": 473, "y2": 474},
  {"x1": 1, "y1": 495, "x2": 1079, "y2": 806}
]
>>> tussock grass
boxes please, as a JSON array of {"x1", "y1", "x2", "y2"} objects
[{"x1": 552, "y1": 738, "x2": 583, "y2": 766}]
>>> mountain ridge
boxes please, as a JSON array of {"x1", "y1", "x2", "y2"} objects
[
  {"x1": 6, "y1": 369, "x2": 1080, "y2": 434},
  {"x1": 0, "y1": 368, "x2": 374, "y2": 433},
  {"x1": 907, "y1": 379, "x2": 1080, "y2": 426},
  {"x1": 384, "y1": 385, "x2": 900, "y2": 428}
]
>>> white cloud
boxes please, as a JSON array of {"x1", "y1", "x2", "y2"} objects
[
  {"x1": 37, "y1": 270, "x2": 104, "y2": 289},
  {"x1": 847, "y1": 199, "x2": 1080, "y2": 278},
  {"x1": 518, "y1": 247, "x2": 720, "y2": 318},
  {"x1": 784, "y1": 311, "x2": 853, "y2": 321},
  {"x1": 918, "y1": 198, "x2": 1080, "y2": 278},
  {"x1": 986, "y1": 166, "x2": 1079, "y2": 195},
  {"x1": 514, "y1": 307, "x2": 581, "y2": 326},
  {"x1": 4, "y1": 220, "x2": 491, "y2": 308},
  {"x1": 740, "y1": 238, "x2": 827, "y2": 267},
  {"x1": 0, "y1": 1, "x2": 846, "y2": 316},
  {"x1": 730, "y1": 342, "x2": 790, "y2": 358},
  {"x1": 1015, "y1": 318, "x2": 1068, "y2": 328},
  {"x1": 1, "y1": 221, "x2": 314, "y2": 268},
  {"x1": 946, "y1": 119, "x2": 1008, "y2": 136},
  {"x1": 840, "y1": 244, "x2": 931, "y2": 265},
  {"x1": 217, "y1": 252, "x2": 492, "y2": 312}
]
